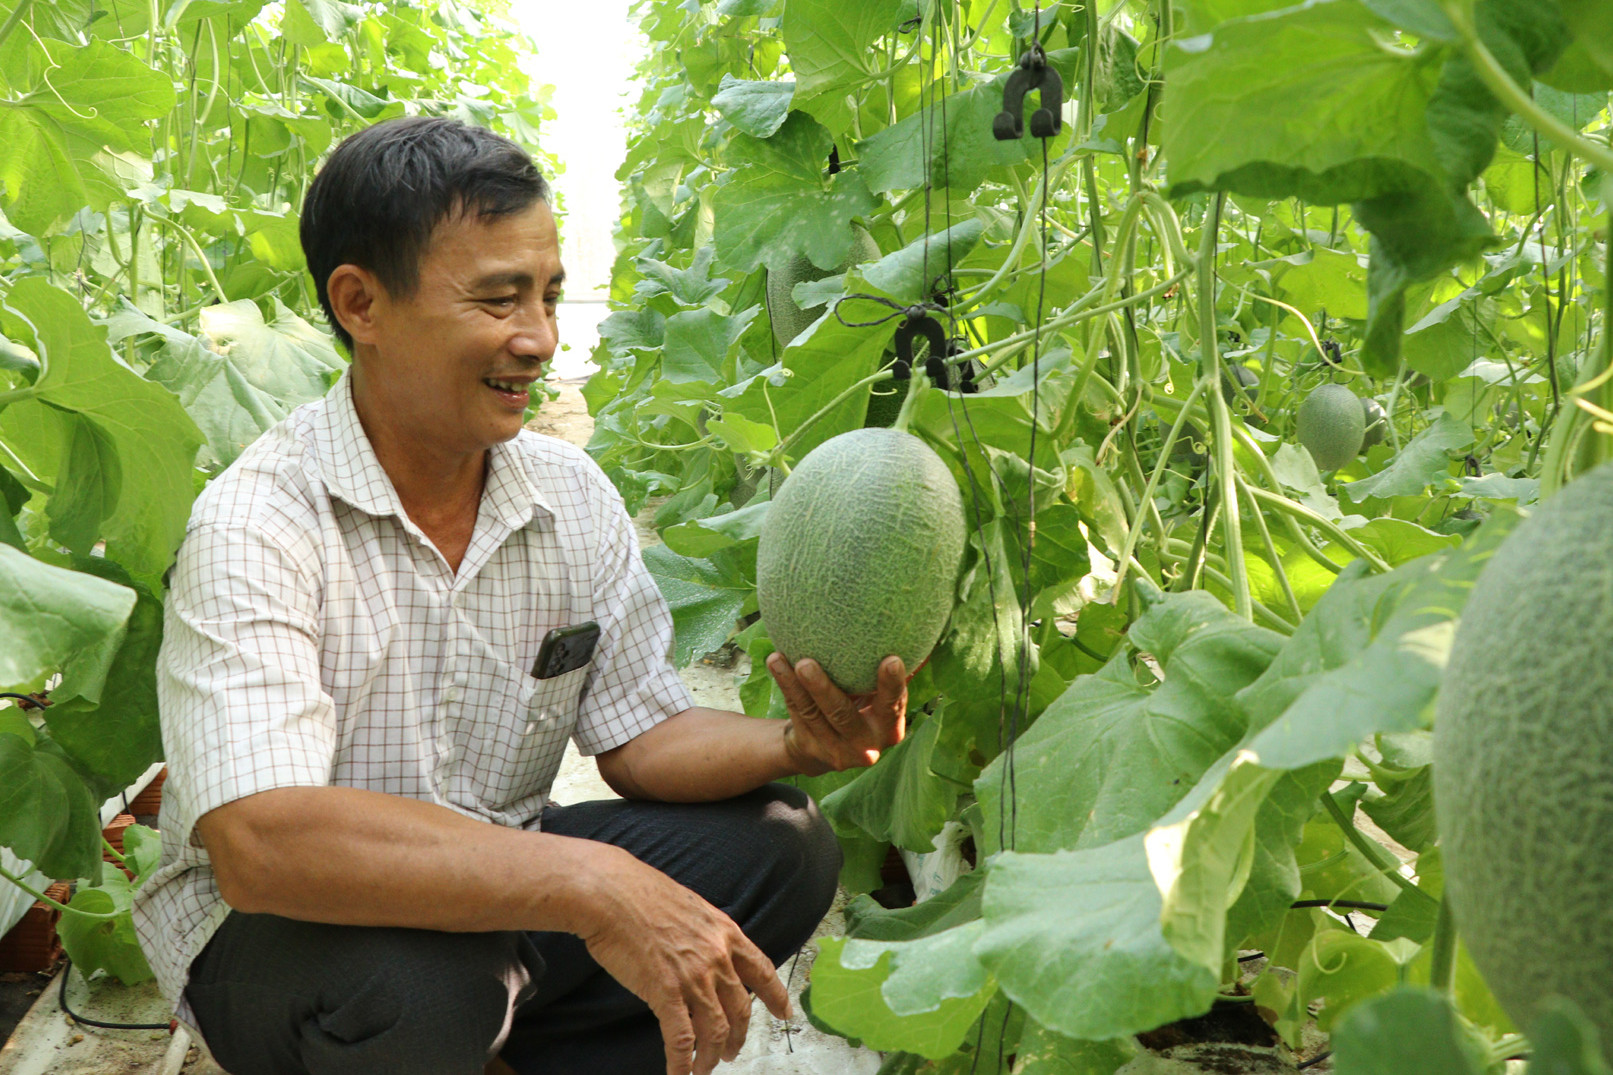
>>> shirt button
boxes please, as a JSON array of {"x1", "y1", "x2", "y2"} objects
[{"x1": 443, "y1": 687, "x2": 459, "y2": 703}]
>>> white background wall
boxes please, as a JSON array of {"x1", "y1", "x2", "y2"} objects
[{"x1": 509, "y1": 1, "x2": 644, "y2": 381}]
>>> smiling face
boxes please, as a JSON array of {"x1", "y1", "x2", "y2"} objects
[{"x1": 339, "y1": 200, "x2": 564, "y2": 461}]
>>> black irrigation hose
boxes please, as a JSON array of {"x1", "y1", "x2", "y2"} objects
[
  {"x1": 1290, "y1": 899, "x2": 1390, "y2": 912},
  {"x1": 59, "y1": 956, "x2": 173, "y2": 1031},
  {"x1": 1297, "y1": 1051, "x2": 1332, "y2": 1069}
]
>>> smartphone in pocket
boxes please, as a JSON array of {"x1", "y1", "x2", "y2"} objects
[{"x1": 531, "y1": 621, "x2": 601, "y2": 679}]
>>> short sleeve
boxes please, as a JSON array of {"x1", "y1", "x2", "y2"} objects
[
  {"x1": 159, "y1": 522, "x2": 337, "y2": 849},
  {"x1": 571, "y1": 487, "x2": 694, "y2": 756}
]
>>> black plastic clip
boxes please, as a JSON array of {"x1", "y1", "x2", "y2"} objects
[
  {"x1": 993, "y1": 43, "x2": 1063, "y2": 140},
  {"x1": 894, "y1": 306, "x2": 948, "y2": 377}
]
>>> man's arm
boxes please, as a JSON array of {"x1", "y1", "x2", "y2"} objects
[{"x1": 596, "y1": 654, "x2": 908, "y2": 802}]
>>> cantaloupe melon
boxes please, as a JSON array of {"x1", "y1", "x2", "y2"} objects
[
  {"x1": 756, "y1": 428, "x2": 966, "y2": 694},
  {"x1": 765, "y1": 225, "x2": 881, "y2": 350},
  {"x1": 1296, "y1": 384, "x2": 1365, "y2": 471},
  {"x1": 1360, "y1": 396, "x2": 1387, "y2": 449},
  {"x1": 1434, "y1": 462, "x2": 1613, "y2": 1050}
]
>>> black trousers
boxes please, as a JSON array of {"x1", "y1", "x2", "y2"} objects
[{"x1": 184, "y1": 783, "x2": 842, "y2": 1075}]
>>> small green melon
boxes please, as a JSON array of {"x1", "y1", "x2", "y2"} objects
[
  {"x1": 1296, "y1": 384, "x2": 1365, "y2": 471},
  {"x1": 1434, "y1": 462, "x2": 1613, "y2": 1050},
  {"x1": 756, "y1": 428, "x2": 966, "y2": 694},
  {"x1": 765, "y1": 225, "x2": 881, "y2": 349},
  {"x1": 1360, "y1": 396, "x2": 1387, "y2": 449}
]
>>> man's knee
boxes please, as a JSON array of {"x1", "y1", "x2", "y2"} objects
[
  {"x1": 752, "y1": 783, "x2": 842, "y2": 918},
  {"x1": 192, "y1": 921, "x2": 530, "y2": 1075}
]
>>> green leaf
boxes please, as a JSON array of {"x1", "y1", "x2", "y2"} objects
[
  {"x1": 0, "y1": 41, "x2": 174, "y2": 233},
  {"x1": 41, "y1": 565, "x2": 163, "y2": 789},
  {"x1": 0, "y1": 278, "x2": 204, "y2": 574},
  {"x1": 642, "y1": 544, "x2": 750, "y2": 666},
  {"x1": 859, "y1": 220, "x2": 985, "y2": 303},
  {"x1": 1012, "y1": 1019, "x2": 1137, "y2": 1074},
  {"x1": 711, "y1": 76, "x2": 796, "y2": 138},
  {"x1": 1163, "y1": 2, "x2": 1444, "y2": 206},
  {"x1": 1339, "y1": 409, "x2": 1474, "y2": 502},
  {"x1": 1242, "y1": 507, "x2": 1521, "y2": 769},
  {"x1": 1297, "y1": 928, "x2": 1402, "y2": 1031},
  {"x1": 1527, "y1": 997, "x2": 1613, "y2": 1075},
  {"x1": 0, "y1": 542, "x2": 135, "y2": 704},
  {"x1": 57, "y1": 871, "x2": 153, "y2": 984},
  {"x1": 123, "y1": 823, "x2": 162, "y2": 884},
  {"x1": 974, "y1": 832, "x2": 1220, "y2": 1040},
  {"x1": 810, "y1": 927, "x2": 997, "y2": 1058},
  {"x1": 1330, "y1": 988, "x2": 1487, "y2": 1075},
  {"x1": 781, "y1": 0, "x2": 908, "y2": 98},
  {"x1": 713, "y1": 114, "x2": 878, "y2": 272},
  {"x1": 722, "y1": 303, "x2": 894, "y2": 463},
  {"x1": 858, "y1": 54, "x2": 1078, "y2": 196},
  {"x1": 0, "y1": 732, "x2": 103, "y2": 879},
  {"x1": 975, "y1": 590, "x2": 1281, "y2": 855},
  {"x1": 662, "y1": 307, "x2": 757, "y2": 383},
  {"x1": 820, "y1": 713, "x2": 958, "y2": 852},
  {"x1": 45, "y1": 415, "x2": 121, "y2": 557},
  {"x1": 281, "y1": 0, "x2": 363, "y2": 46}
]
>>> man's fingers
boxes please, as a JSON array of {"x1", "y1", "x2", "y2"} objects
[
  {"x1": 794, "y1": 659, "x2": 862, "y2": 734},
  {"x1": 732, "y1": 936, "x2": 792, "y2": 1021},
  {"x1": 715, "y1": 968, "x2": 753, "y2": 1061},
  {"x1": 687, "y1": 987, "x2": 730, "y2": 1075},
  {"x1": 875, "y1": 655, "x2": 908, "y2": 746},
  {"x1": 660, "y1": 1002, "x2": 697, "y2": 1075},
  {"x1": 768, "y1": 653, "x2": 825, "y2": 726}
]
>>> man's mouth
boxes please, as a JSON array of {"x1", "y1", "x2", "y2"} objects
[{"x1": 484, "y1": 377, "x2": 533, "y2": 407}]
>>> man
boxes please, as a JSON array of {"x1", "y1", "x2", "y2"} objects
[{"x1": 130, "y1": 116, "x2": 908, "y2": 1075}]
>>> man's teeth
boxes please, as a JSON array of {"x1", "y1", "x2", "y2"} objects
[{"x1": 486, "y1": 379, "x2": 526, "y2": 392}]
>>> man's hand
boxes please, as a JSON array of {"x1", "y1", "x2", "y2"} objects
[
  {"x1": 580, "y1": 846, "x2": 791, "y2": 1075},
  {"x1": 767, "y1": 653, "x2": 908, "y2": 777}
]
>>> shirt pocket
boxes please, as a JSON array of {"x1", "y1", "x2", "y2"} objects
[{"x1": 442, "y1": 653, "x2": 589, "y2": 816}]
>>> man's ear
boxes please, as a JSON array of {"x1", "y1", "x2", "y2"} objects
[{"x1": 326, "y1": 265, "x2": 387, "y2": 347}]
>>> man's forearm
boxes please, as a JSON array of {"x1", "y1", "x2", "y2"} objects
[
  {"x1": 199, "y1": 785, "x2": 627, "y2": 935},
  {"x1": 600, "y1": 708, "x2": 804, "y2": 803}
]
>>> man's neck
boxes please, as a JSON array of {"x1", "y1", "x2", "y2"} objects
[{"x1": 349, "y1": 364, "x2": 486, "y2": 554}]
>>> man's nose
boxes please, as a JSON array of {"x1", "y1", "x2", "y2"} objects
[{"x1": 510, "y1": 303, "x2": 558, "y2": 362}]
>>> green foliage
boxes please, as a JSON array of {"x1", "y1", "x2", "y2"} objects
[{"x1": 600, "y1": 0, "x2": 1609, "y2": 1068}]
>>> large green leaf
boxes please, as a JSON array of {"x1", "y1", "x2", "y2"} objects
[
  {"x1": 974, "y1": 831, "x2": 1220, "y2": 1040},
  {"x1": 0, "y1": 732, "x2": 103, "y2": 880},
  {"x1": 781, "y1": 0, "x2": 908, "y2": 98},
  {"x1": 0, "y1": 40, "x2": 174, "y2": 234},
  {"x1": 642, "y1": 544, "x2": 751, "y2": 666},
  {"x1": 858, "y1": 51, "x2": 1079, "y2": 196},
  {"x1": 1330, "y1": 988, "x2": 1488, "y2": 1074},
  {"x1": 820, "y1": 713, "x2": 958, "y2": 852},
  {"x1": 41, "y1": 564, "x2": 164, "y2": 789},
  {"x1": 1241, "y1": 507, "x2": 1521, "y2": 769},
  {"x1": 0, "y1": 543, "x2": 135, "y2": 703},
  {"x1": 1339, "y1": 409, "x2": 1474, "y2": 502},
  {"x1": 0, "y1": 279, "x2": 203, "y2": 574},
  {"x1": 712, "y1": 112, "x2": 878, "y2": 272},
  {"x1": 711, "y1": 75, "x2": 796, "y2": 137},
  {"x1": 975, "y1": 590, "x2": 1281, "y2": 855},
  {"x1": 57, "y1": 869, "x2": 153, "y2": 984},
  {"x1": 810, "y1": 928, "x2": 996, "y2": 1058}
]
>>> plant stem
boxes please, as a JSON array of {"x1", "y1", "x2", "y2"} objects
[
  {"x1": 0, "y1": 0, "x2": 36, "y2": 49},
  {"x1": 1200, "y1": 193, "x2": 1252, "y2": 620},
  {"x1": 0, "y1": 865, "x2": 120, "y2": 920},
  {"x1": 1428, "y1": 893, "x2": 1457, "y2": 996},
  {"x1": 1320, "y1": 792, "x2": 1419, "y2": 898}
]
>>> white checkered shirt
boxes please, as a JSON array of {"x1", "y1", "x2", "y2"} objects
[{"x1": 130, "y1": 370, "x2": 693, "y2": 1026}]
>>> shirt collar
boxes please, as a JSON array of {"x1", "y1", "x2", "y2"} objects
[{"x1": 311, "y1": 370, "x2": 555, "y2": 530}]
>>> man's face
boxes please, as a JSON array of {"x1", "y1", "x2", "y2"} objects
[{"x1": 363, "y1": 200, "x2": 563, "y2": 455}]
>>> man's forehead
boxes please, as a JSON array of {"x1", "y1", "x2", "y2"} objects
[{"x1": 422, "y1": 202, "x2": 562, "y2": 283}]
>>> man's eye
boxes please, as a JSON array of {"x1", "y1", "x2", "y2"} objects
[{"x1": 484, "y1": 296, "x2": 517, "y2": 308}]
